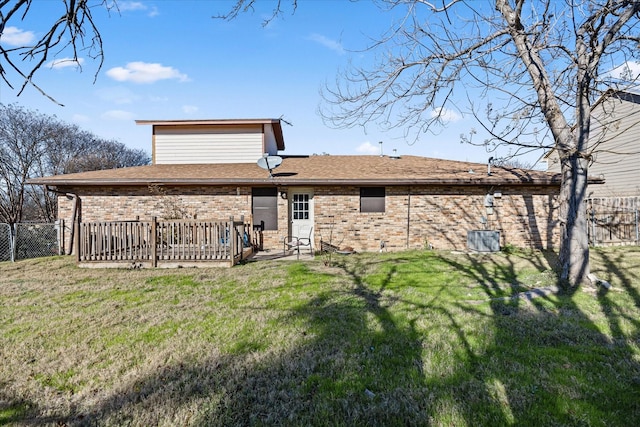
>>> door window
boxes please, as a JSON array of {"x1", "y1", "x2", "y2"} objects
[{"x1": 292, "y1": 193, "x2": 310, "y2": 220}]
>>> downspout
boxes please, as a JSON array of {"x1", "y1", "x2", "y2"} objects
[
  {"x1": 406, "y1": 186, "x2": 411, "y2": 248},
  {"x1": 47, "y1": 186, "x2": 79, "y2": 255}
]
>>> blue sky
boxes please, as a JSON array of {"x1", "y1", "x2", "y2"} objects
[{"x1": 1, "y1": 1, "x2": 637, "y2": 167}]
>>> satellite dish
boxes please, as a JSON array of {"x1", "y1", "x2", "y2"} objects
[{"x1": 257, "y1": 155, "x2": 283, "y2": 177}]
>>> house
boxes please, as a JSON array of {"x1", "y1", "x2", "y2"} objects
[
  {"x1": 544, "y1": 89, "x2": 640, "y2": 198},
  {"x1": 543, "y1": 88, "x2": 640, "y2": 245},
  {"x1": 30, "y1": 118, "x2": 567, "y2": 265}
]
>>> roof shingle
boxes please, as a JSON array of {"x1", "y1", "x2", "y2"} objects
[{"x1": 29, "y1": 155, "x2": 563, "y2": 186}]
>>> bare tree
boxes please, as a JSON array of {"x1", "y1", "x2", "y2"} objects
[
  {"x1": 223, "y1": 0, "x2": 640, "y2": 287},
  {"x1": 4, "y1": 1, "x2": 640, "y2": 286},
  {"x1": 60, "y1": 139, "x2": 150, "y2": 174},
  {"x1": 215, "y1": 0, "x2": 298, "y2": 26},
  {"x1": 0, "y1": 103, "x2": 52, "y2": 223},
  {"x1": 0, "y1": 0, "x2": 114, "y2": 105},
  {"x1": 0, "y1": 104, "x2": 150, "y2": 223}
]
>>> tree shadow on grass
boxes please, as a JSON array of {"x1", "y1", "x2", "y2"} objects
[
  {"x1": 5, "y1": 251, "x2": 640, "y2": 425},
  {"x1": 3, "y1": 258, "x2": 444, "y2": 425},
  {"x1": 593, "y1": 247, "x2": 640, "y2": 309},
  {"x1": 434, "y1": 249, "x2": 640, "y2": 425}
]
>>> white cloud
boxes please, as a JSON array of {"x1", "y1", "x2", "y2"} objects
[
  {"x1": 356, "y1": 141, "x2": 381, "y2": 155},
  {"x1": 96, "y1": 86, "x2": 140, "y2": 104},
  {"x1": 47, "y1": 57, "x2": 85, "y2": 69},
  {"x1": 116, "y1": 1, "x2": 159, "y2": 17},
  {"x1": 101, "y1": 110, "x2": 136, "y2": 121},
  {"x1": 309, "y1": 33, "x2": 345, "y2": 55},
  {"x1": 430, "y1": 107, "x2": 462, "y2": 123},
  {"x1": 117, "y1": 1, "x2": 146, "y2": 11},
  {"x1": 0, "y1": 26, "x2": 35, "y2": 46},
  {"x1": 182, "y1": 105, "x2": 199, "y2": 114},
  {"x1": 609, "y1": 61, "x2": 640, "y2": 80},
  {"x1": 106, "y1": 62, "x2": 189, "y2": 84}
]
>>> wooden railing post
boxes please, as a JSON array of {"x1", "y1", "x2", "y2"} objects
[
  {"x1": 229, "y1": 216, "x2": 235, "y2": 266},
  {"x1": 151, "y1": 216, "x2": 158, "y2": 267},
  {"x1": 74, "y1": 219, "x2": 81, "y2": 262},
  {"x1": 239, "y1": 215, "x2": 245, "y2": 262}
]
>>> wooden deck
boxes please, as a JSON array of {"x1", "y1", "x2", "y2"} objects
[{"x1": 76, "y1": 216, "x2": 257, "y2": 268}]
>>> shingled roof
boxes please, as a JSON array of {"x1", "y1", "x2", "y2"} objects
[{"x1": 29, "y1": 155, "x2": 567, "y2": 187}]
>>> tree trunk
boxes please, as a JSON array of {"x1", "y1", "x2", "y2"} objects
[{"x1": 558, "y1": 152, "x2": 590, "y2": 288}]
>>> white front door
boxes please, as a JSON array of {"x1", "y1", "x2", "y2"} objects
[{"x1": 290, "y1": 189, "x2": 314, "y2": 244}]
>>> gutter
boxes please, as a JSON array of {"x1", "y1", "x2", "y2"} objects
[{"x1": 29, "y1": 177, "x2": 568, "y2": 187}]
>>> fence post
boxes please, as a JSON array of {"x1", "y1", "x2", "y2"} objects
[
  {"x1": 151, "y1": 217, "x2": 158, "y2": 267},
  {"x1": 56, "y1": 219, "x2": 63, "y2": 256},
  {"x1": 636, "y1": 209, "x2": 640, "y2": 245},
  {"x1": 590, "y1": 208, "x2": 596, "y2": 247},
  {"x1": 10, "y1": 224, "x2": 15, "y2": 263}
]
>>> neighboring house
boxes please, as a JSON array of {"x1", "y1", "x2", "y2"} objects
[
  {"x1": 544, "y1": 89, "x2": 640, "y2": 198},
  {"x1": 31, "y1": 118, "x2": 568, "y2": 258},
  {"x1": 542, "y1": 89, "x2": 640, "y2": 246}
]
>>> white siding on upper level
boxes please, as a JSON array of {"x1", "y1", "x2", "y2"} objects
[{"x1": 153, "y1": 125, "x2": 267, "y2": 164}]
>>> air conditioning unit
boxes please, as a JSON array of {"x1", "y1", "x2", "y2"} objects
[{"x1": 467, "y1": 230, "x2": 500, "y2": 252}]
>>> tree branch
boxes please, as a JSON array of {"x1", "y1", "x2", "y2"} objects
[{"x1": 0, "y1": 0, "x2": 110, "y2": 104}]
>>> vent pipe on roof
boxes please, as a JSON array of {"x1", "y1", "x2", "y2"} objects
[
  {"x1": 379, "y1": 141, "x2": 383, "y2": 157},
  {"x1": 488, "y1": 157, "x2": 494, "y2": 176}
]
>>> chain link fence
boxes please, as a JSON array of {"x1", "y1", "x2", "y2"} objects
[
  {"x1": 0, "y1": 223, "x2": 12, "y2": 262},
  {"x1": 0, "y1": 222, "x2": 61, "y2": 262}
]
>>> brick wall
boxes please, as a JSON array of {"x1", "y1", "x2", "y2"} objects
[
  {"x1": 314, "y1": 185, "x2": 559, "y2": 252},
  {"x1": 57, "y1": 183, "x2": 559, "y2": 255}
]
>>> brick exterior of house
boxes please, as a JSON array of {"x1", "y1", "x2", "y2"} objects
[
  {"x1": 28, "y1": 120, "x2": 568, "y2": 265},
  {"x1": 56, "y1": 183, "x2": 559, "y2": 255}
]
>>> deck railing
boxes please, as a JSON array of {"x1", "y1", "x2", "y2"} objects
[{"x1": 77, "y1": 216, "x2": 255, "y2": 267}]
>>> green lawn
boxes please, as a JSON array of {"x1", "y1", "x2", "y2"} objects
[{"x1": 1, "y1": 247, "x2": 639, "y2": 426}]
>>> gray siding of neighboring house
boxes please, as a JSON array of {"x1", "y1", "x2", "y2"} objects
[
  {"x1": 588, "y1": 91, "x2": 640, "y2": 197},
  {"x1": 544, "y1": 91, "x2": 640, "y2": 197},
  {"x1": 153, "y1": 124, "x2": 269, "y2": 164},
  {"x1": 543, "y1": 152, "x2": 561, "y2": 174}
]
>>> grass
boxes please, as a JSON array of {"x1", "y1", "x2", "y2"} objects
[{"x1": 0, "y1": 247, "x2": 639, "y2": 426}]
